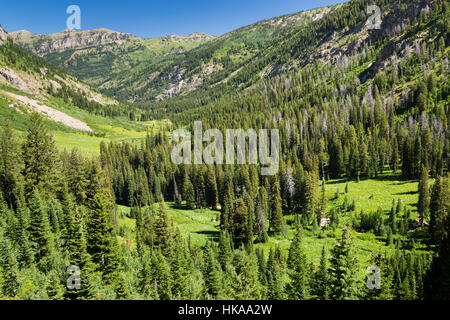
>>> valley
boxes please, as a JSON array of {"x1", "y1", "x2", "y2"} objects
[{"x1": 0, "y1": 0, "x2": 448, "y2": 301}]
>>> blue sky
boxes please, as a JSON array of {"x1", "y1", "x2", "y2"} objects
[{"x1": 0, "y1": 0, "x2": 346, "y2": 38}]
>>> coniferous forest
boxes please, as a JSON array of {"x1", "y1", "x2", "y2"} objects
[{"x1": 0, "y1": 0, "x2": 449, "y2": 301}]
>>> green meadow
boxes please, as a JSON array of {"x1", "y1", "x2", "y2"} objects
[{"x1": 115, "y1": 171, "x2": 426, "y2": 282}]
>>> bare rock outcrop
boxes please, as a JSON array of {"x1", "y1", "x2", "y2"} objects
[{"x1": 0, "y1": 25, "x2": 8, "y2": 44}]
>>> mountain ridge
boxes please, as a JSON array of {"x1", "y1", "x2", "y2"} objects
[{"x1": 9, "y1": 6, "x2": 334, "y2": 102}]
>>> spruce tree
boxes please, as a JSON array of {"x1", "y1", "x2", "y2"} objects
[
  {"x1": 86, "y1": 194, "x2": 122, "y2": 287},
  {"x1": 0, "y1": 120, "x2": 22, "y2": 208},
  {"x1": 430, "y1": 175, "x2": 448, "y2": 244},
  {"x1": 202, "y1": 242, "x2": 222, "y2": 299},
  {"x1": 231, "y1": 198, "x2": 249, "y2": 247},
  {"x1": 328, "y1": 228, "x2": 359, "y2": 299},
  {"x1": 286, "y1": 225, "x2": 309, "y2": 299},
  {"x1": 270, "y1": 179, "x2": 284, "y2": 234},
  {"x1": 205, "y1": 165, "x2": 218, "y2": 209},
  {"x1": 28, "y1": 189, "x2": 54, "y2": 263},
  {"x1": 312, "y1": 246, "x2": 329, "y2": 300},
  {"x1": 182, "y1": 172, "x2": 195, "y2": 209},
  {"x1": 418, "y1": 165, "x2": 430, "y2": 227},
  {"x1": 22, "y1": 113, "x2": 60, "y2": 196},
  {"x1": 0, "y1": 237, "x2": 20, "y2": 297}
]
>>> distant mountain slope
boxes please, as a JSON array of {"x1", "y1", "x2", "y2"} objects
[
  {"x1": 10, "y1": 7, "x2": 332, "y2": 102},
  {"x1": 11, "y1": 28, "x2": 216, "y2": 101},
  {"x1": 0, "y1": 25, "x2": 120, "y2": 132}
]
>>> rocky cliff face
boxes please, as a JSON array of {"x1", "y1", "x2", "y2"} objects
[
  {"x1": 0, "y1": 25, "x2": 8, "y2": 44},
  {"x1": 10, "y1": 28, "x2": 138, "y2": 54}
]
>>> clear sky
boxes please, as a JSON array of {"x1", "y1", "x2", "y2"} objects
[{"x1": 0, "y1": 0, "x2": 347, "y2": 38}]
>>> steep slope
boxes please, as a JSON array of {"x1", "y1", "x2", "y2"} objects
[
  {"x1": 0, "y1": 25, "x2": 118, "y2": 132},
  {"x1": 11, "y1": 28, "x2": 216, "y2": 101},
  {"x1": 10, "y1": 7, "x2": 333, "y2": 102},
  {"x1": 153, "y1": 0, "x2": 448, "y2": 124}
]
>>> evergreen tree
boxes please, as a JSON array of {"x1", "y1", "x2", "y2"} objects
[
  {"x1": 86, "y1": 194, "x2": 122, "y2": 287},
  {"x1": 0, "y1": 237, "x2": 20, "y2": 297},
  {"x1": 182, "y1": 172, "x2": 195, "y2": 209},
  {"x1": 270, "y1": 179, "x2": 284, "y2": 234},
  {"x1": 430, "y1": 175, "x2": 448, "y2": 244},
  {"x1": 231, "y1": 198, "x2": 249, "y2": 247},
  {"x1": 28, "y1": 189, "x2": 54, "y2": 263},
  {"x1": 202, "y1": 242, "x2": 222, "y2": 299},
  {"x1": 205, "y1": 165, "x2": 218, "y2": 209},
  {"x1": 266, "y1": 247, "x2": 286, "y2": 300},
  {"x1": 218, "y1": 231, "x2": 232, "y2": 270},
  {"x1": 418, "y1": 165, "x2": 430, "y2": 227},
  {"x1": 22, "y1": 113, "x2": 60, "y2": 196},
  {"x1": 286, "y1": 225, "x2": 309, "y2": 299},
  {"x1": 312, "y1": 246, "x2": 329, "y2": 300},
  {"x1": 328, "y1": 228, "x2": 359, "y2": 300},
  {"x1": 153, "y1": 202, "x2": 175, "y2": 258},
  {"x1": 0, "y1": 120, "x2": 22, "y2": 208}
]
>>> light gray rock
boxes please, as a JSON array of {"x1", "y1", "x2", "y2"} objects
[{"x1": 0, "y1": 25, "x2": 8, "y2": 44}]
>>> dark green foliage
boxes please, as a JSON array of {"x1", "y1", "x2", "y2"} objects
[
  {"x1": 328, "y1": 228, "x2": 359, "y2": 299},
  {"x1": 202, "y1": 242, "x2": 222, "y2": 299},
  {"x1": 231, "y1": 198, "x2": 249, "y2": 247},
  {"x1": 86, "y1": 194, "x2": 123, "y2": 286},
  {"x1": 418, "y1": 165, "x2": 430, "y2": 226},
  {"x1": 270, "y1": 179, "x2": 284, "y2": 234},
  {"x1": 286, "y1": 225, "x2": 309, "y2": 299},
  {"x1": 312, "y1": 246, "x2": 329, "y2": 300},
  {"x1": 22, "y1": 113, "x2": 60, "y2": 196}
]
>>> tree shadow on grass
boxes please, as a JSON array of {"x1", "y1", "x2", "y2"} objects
[
  {"x1": 169, "y1": 203, "x2": 189, "y2": 210},
  {"x1": 195, "y1": 230, "x2": 220, "y2": 241},
  {"x1": 325, "y1": 179, "x2": 349, "y2": 185},
  {"x1": 394, "y1": 191, "x2": 418, "y2": 196}
]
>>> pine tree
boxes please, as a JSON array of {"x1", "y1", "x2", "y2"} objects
[
  {"x1": 286, "y1": 225, "x2": 309, "y2": 299},
  {"x1": 364, "y1": 254, "x2": 394, "y2": 300},
  {"x1": 255, "y1": 187, "x2": 269, "y2": 243},
  {"x1": 220, "y1": 171, "x2": 234, "y2": 234},
  {"x1": 0, "y1": 237, "x2": 20, "y2": 297},
  {"x1": 138, "y1": 249, "x2": 159, "y2": 299},
  {"x1": 430, "y1": 175, "x2": 448, "y2": 244},
  {"x1": 240, "y1": 250, "x2": 262, "y2": 299},
  {"x1": 0, "y1": 120, "x2": 22, "y2": 208},
  {"x1": 418, "y1": 165, "x2": 430, "y2": 227},
  {"x1": 182, "y1": 172, "x2": 195, "y2": 209},
  {"x1": 266, "y1": 247, "x2": 286, "y2": 300},
  {"x1": 170, "y1": 240, "x2": 189, "y2": 299},
  {"x1": 303, "y1": 169, "x2": 318, "y2": 223},
  {"x1": 153, "y1": 202, "x2": 175, "y2": 258},
  {"x1": 312, "y1": 246, "x2": 329, "y2": 300},
  {"x1": 28, "y1": 189, "x2": 54, "y2": 263},
  {"x1": 320, "y1": 179, "x2": 327, "y2": 219},
  {"x1": 205, "y1": 165, "x2": 218, "y2": 209},
  {"x1": 270, "y1": 179, "x2": 284, "y2": 234},
  {"x1": 231, "y1": 198, "x2": 249, "y2": 247},
  {"x1": 202, "y1": 242, "x2": 222, "y2": 299},
  {"x1": 86, "y1": 194, "x2": 122, "y2": 286},
  {"x1": 292, "y1": 161, "x2": 305, "y2": 212},
  {"x1": 22, "y1": 113, "x2": 60, "y2": 196},
  {"x1": 218, "y1": 231, "x2": 232, "y2": 270},
  {"x1": 328, "y1": 228, "x2": 359, "y2": 299},
  {"x1": 67, "y1": 148, "x2": 88, "y2": 204},
  {"x1": 151, "y1": 249, "x2": 172, "y2": 300}
]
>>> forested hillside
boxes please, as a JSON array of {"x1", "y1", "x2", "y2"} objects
[
  {"x1": 12, "y1": 7, "x2": 334, "y2": 103},
  {"x1": 0, "y1": 0, "x2": 449, "y2": 300}
]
